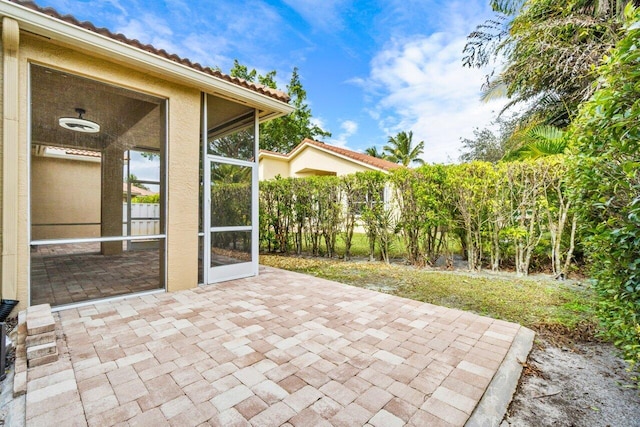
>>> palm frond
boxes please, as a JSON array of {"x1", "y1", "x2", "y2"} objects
[
  {"x1": 503, "y1": 124, "x2": 567, "y2": 160},
  {"x1": 490, "y1": 0, "x2": 526, "y2": 15},
  {"x1": 528, "y1": 124, "x2": 565, "y2": 143},
  {"x1": 480, "y1": 75, "x2": 509, "y2": 102}
]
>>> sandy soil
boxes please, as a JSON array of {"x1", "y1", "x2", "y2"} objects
[{"x1": 504, "y1": 341, "x2": 640, "y2": 427}]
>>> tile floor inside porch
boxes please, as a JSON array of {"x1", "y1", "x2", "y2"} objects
[
  {"x1": 22, "y1": 266, "x2": 532, "y2": 426},
  {"x1": 30, "y1": 243, "x2": 162, "y2": 307}
]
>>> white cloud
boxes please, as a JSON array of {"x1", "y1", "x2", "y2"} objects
[
  {"x1": 115, "y1": 13, "x2": 180, "y2": 54},
  {"x1": 330, "y1": 120, "x2": 359, "y2": 148},
  {"x1": 363, "y1": 31, "x2": 506, "y2": 163},
  {"x1": 104, "y1": 1, "x2": 294, "y2": 75},
  {"x1": 310, "y1": 116, "x2": 327, "y2": 132}
]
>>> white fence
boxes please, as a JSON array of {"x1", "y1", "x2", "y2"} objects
[{"x1": 123, "y1": 203, "x2": 160, "y2": 235}]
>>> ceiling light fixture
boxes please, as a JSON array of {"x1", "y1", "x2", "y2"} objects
[{"x1": 58, "y1": 108, "x2": 100, "y2": 133}]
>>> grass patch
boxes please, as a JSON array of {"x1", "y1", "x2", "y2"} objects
[
  {"x1": 260, "y1": 254, "x2": 598, "y2": 342},
  {"x1": 262, "y1": 232, "x2": 461, "y2": 260}
]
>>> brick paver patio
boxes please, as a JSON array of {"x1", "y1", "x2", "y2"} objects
[{"x1": 21, "y1": 266, "x2": 528, "y2": 426}]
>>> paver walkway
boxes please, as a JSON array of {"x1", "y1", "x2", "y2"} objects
[{"x1": 22, "y1": 266, "x2": 528, "y2": 426}]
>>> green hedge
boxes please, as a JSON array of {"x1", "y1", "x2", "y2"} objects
[
  {"x1": 568, "y1": 5, "x2": 640, "y2": 371},
  {"x1": 260, "y1": 159, "x2": 576, "y2": 275}
]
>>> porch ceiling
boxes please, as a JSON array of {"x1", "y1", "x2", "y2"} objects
[{"x1": 30, "y1": 64, "x2": 163, "y2": 153}]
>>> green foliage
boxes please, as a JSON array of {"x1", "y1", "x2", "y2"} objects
[
  {"x1": 464, "y1": 0, "x2": 632, "y2": 127},
  {"x1": 459, "y1": 114, "x2": 520, "y2": 163},
  {"x1": 353, "y1": 171, "x2": 388, "y2": 261},
  {"x1": 568, "y1": 5, "x2": 640, "y2": 371},
  {"x1": 383, "y1": 131, "x2": 425, "y2": 166},
  {"x1": 459, "y1": 128, "x2": 504, "y2": 163},
  {"x1": 259, "y1": 177, "x2": 293, "y2": 253},
  {"x1": 127, "y1": 173, "x2": 150, "y2": 191},
  {"x1": 229, "y1": 61, "x2": 330, "y2": 153},
  {"x1": 131, "y1": 194, "x2": 159, "y2": 203},
  {"x1": 259, "y1": 159, "x2": 576, "y2": 275},
  {"x1": 390, "y1": 166, "x2": 451, "y2": 266},
  {"x1": 339, "y1": 174, "x2": 361, "y2": 260},
  {"x1": 364, "y1": 146, "x2": 385, "y2": 159},
  {"x1": 505, "y1": 125, "x2": 568, "y2": 160},
  {"x1": 260, "y1": 68, "x2": 331, "y2": 153},
  {"x1": 210, "y1": 182, "x2": 251, "y2": 227},
  {"x1": 448, "y1": 162, "x2": 500, "y2": 270}
]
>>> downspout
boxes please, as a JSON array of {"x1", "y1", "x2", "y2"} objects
[{"x1": 2, "y1": 17, "x2": 20, "y2": 301}]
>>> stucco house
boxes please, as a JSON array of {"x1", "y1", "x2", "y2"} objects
[
  {"x1": 258, "y1": 138, "x2": 400, "y2": 180},
  {"x1": 0, "y1": 0, "x2": 293, "y2": 310}
]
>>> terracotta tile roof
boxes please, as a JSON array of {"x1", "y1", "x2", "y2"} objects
[
  {"x1": 298, "y1": 139, "x2": 402, "y2": 171},
  {"x1": 61, "y1": 147, "x2": 101, "y2": 158},
  {"x1": 11, "y1": 0, "x2": 290, "y2": 104},
  {"x1": 261, "y1": 138, "x2": 402, "y2": 172},
  {"x1": 123, "y1": 183, "x2": 156, "y2": 197}
]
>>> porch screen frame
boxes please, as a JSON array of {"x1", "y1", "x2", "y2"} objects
[
  {"x1": 200, "y1": 93, "x2": 259, "y2": 285},
  {"x1": 26, "y1": 62, "x2": 169, "y2": 307}
]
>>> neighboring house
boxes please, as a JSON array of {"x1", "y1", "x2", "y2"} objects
[
  {"x1": 0, "y1": 0, "x2": 293, "y2": 309},
  {"x1": 258, "y1": 138, "x2": 400, "y2": 180},
  {"x1": 123, "y1": 183, "x2": 156, "y2": 199},
  {"x1": 259, "y1": 138, "x2": 403, "y2": 234}
]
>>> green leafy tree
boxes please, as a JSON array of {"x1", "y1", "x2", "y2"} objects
[
  {"x1": 383, "y1": 131, "x2": 425, "y2": 166},
  {"x1": 448, "y1": 162, "x2": 499, "y2": 270},
  {"x1": 568, "y1": 5, "x2": 640, "y2": 373},
  {"x1": 464, "y1": 0, "x2": 636, "y2": 125},
  {"x1": 390, "y1": 165, "x2": 451, "y2": 266},
  {"x1": 229, "y1": 61, "x2": 330, "y2": 153},
  {"x1": 459, "y1": 115, "x2": 518, "y2": 162},
  {"x1": 459, "y1": 128, "x2": 503, "y2": 163},
  {"x1": 356, "y1": 171, "x2": 389, "y2": 262},
  {"x1": 339, "y1": 174, "x2": 363, "y2": 260}
]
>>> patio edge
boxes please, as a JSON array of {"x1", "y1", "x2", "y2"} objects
[{"x1": 465, "y1": 326, "x2": 535, "y2": 427}]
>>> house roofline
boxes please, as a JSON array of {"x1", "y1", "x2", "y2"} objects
[
  {"x1": 259, "y1": 139, "x2": 400, "y2": 173},
  {"x1": 1, "y1": 1, "x2": 295, "y2": 120},
  {"x1": 259, "y1": 150, "x2": 288, "y2": 159}
]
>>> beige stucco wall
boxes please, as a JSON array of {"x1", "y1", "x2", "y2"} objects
[
  {"x1": 0, "y1": 34, "x2": 4, "y2": 288},
  {"x1": 259, "y1": 156, "x2": 289, "y2": 180},
  {"x1": 12, "y1": 34, "x2": 201, "y2": 307},
  {"x1": 290, "y1": 146, "x2": 373, "y2": 177},
  {"x1": 31, "y1": 156, "x2": 101, "y2": 240},
  {"x1": 260, "y1": 146, "x2": 377, "y2": 180}
]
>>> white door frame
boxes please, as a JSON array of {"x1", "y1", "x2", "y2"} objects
[{"x1": 202, "y1": 96, "x2": 259, "y2": 284}]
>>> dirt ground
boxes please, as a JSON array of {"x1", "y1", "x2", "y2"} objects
[
  {"x1": 398, "y1": 261, "x2": 640, "y2": 426},
  {"x1": 440, "y1": 266, "x2": 640, "y2": 426},
  {"x1": 503, "y1": 340, "x2": 640, "y2": 426}
]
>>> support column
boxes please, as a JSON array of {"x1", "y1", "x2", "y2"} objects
[
  {"x1": 2, "y1": 18, "x2": 20, "y2": 300},
  {"x1": 158, "y1": 102, "x2": 166, "y2": 288},
  {"x1": 101, "y1": 143, "x2": 124, "y2": 255}
]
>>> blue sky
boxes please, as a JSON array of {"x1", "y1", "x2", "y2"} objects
[{"x1": 38, "y1": 0, "x2": 506, "y2": 163}]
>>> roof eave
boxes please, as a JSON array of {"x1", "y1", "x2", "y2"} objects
[
  {"x1": 292, "y1": 140, "x2": 391, "y2": 173},
  {"x1": 258, "y1": 151, "x2": 288, "y2": 160},
  {"x1": 1, "y1": 1, "x2": 295, "y2": 119}
]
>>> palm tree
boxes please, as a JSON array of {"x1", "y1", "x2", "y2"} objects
[
  {"x1": 504, "y1": 125, "x2": 567, "y2": 160},
  {"x1": 364, "y1": 146, "x2": 385, "y2": 158},
  {"x1": 383, "y1": 131, "x2": 425, "y2": 166}
]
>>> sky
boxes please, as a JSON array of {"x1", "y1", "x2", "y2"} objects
[{"x1": 37, "y1": 0, "x2": 507, "y2": 164}]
